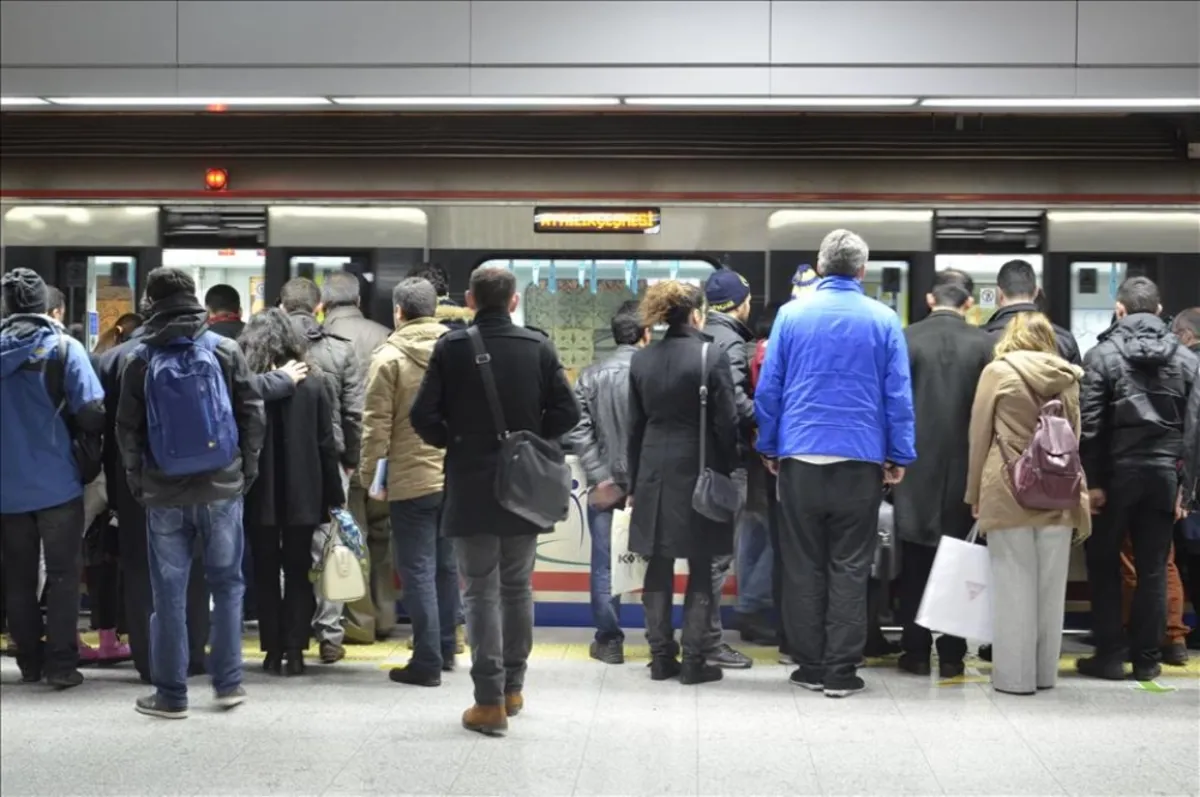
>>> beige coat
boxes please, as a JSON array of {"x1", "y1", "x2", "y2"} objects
[
  {"x1": 358, "y1": 317, "x2": 448, "y2": 501},
  {"x1": 965, "y1": 350, "x2": 1091, "y2": 539}
]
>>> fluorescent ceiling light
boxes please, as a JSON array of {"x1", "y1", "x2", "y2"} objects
[
  {"x1": 769, "y1": 209, "x2": 933, "y2": 228},
  {"x1": 46, "y1": 97, "x2": 331, "y2": 107},
  {"x1": 0, "y1": 97, "x2": 50, "y2": 107},
  {"x1": 921, "y1": 97, "x2": 1200, "y2": 109},
  {"x1": 1048, "y1": 211, "x2": 1200, "y2": 224},
  {"x1": 332, "y1": 96, "x2": 620, "y2": 107},
  {"x1": 623, "y1": 97, "x2": 917, "y2": 107}
]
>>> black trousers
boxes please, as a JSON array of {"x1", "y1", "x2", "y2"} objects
[
  {"x1": 1086, "y1": 467, "x2": 1177, "y2": 667},
  {"x1": 249, "y1": 524, "x2": 315, "y2": 656},
  {"x1": 117, "y1": 501, "x2": 209, "y2": 678},
  {"x1": 897, "y1": 540, "x2": 967, "y2": 663},
  {"x1": 85, "y1": 560, "x2": 122, "y2": 630},
  {"x1": 778, "y1": 459, "x2": 883, "y2": 686},
  {"x1": 766, "y1": 470, "x2": 790, "y2": 656},
  {"x1": 643, "y1": 555, "x2": 712, "y2": 661},
  {"x1": 1, "y1": 498, "x2": 84, "y2": 677}
]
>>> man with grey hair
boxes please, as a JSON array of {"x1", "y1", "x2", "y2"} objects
[
  {"x1": 755, "y1": 228, "x2": 916, "y2": 698},
  {"x1": 319, "y1": 270, "x2": 399, "y2": 646},
  {"x1": 359, "y1": 277, "x2": 459, "y2": 685}
]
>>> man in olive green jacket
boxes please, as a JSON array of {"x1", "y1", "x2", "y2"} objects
[{"x1": 359, "y1": 277, "x2": 460, "y2": 686}]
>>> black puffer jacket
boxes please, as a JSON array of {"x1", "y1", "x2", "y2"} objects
[
  {"x1": 1080, "y1": 313, "x2": 1198, "y2": 488},
  {"x1": 564, "y1": 345, "x2": 636, "y2": 490},
  {"x1": 115, "y1": 294, "x2": 266, "y2": 507},
  {"x1": 288, "y1": 311, "x2": 363, "y2": 469},
  {"x1": 704, "y1": 311, "x2": 756, "y2": 435},
  {"x1": 984, "y1": 303, "x2": 1082, "y2": 366}
]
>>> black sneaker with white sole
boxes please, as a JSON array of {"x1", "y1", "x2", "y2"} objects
[
  {"x1": 824, "y1": 675, "x2": 866, "y2": 698},
  {"x1": 706, "y1": 643, "x2": 753, "y2": 669},
  {"x1": 135, "y1": 694, "x2": 188, "y2": 719},
  {"x1": 789, "y1": 670, "x2": 824, "y2": 692},
  {"x1": 214, "y1": 685, "x2": 247, "y2": 710}
]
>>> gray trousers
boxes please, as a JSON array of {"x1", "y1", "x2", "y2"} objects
[
  {"x1": 454, "y1": 534, "x2": 538, "y2": 706},
  {"x1": 705, "y1": 468, "x2": 748, "y2": 651},
  {"x1": 311, "y1": 471, "x2": 351, "y2": 646},
  {"x1": 987, "y1": 526, "x2": 1072, "y2": 694}
]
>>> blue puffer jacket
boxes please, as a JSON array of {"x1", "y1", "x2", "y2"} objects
[{"x1": 755, "y1": 276, "x2": 916, "y2": 466}]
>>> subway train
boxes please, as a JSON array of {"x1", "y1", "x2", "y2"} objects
[{"x1": 1, "y1": 156, "x2": 1198, "y2": 625}]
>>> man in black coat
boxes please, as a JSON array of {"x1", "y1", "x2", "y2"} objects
[
  {"x1": 1077, "y1": 277, "x2": 1198, "y2": 682},
  {"x1": 983, "y1": 259, "x2": 1082, "y2": 366},
  {"x1": 892, "y1": 270, "x2": 993, "y2": 680},
  {"x1": 702, "y1": 269, "x2": 759, "y2": 667},
  {"x1": 410, "y1": 265, "x2": 579, "y2": 736},
  {"x1": 1177, "y1": 309, "x2": 1200, "y2": 651}
]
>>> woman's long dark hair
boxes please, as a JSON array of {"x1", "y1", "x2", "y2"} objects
[{"x1": 238, "y1": 307, "x2": 308, "y2": 374}]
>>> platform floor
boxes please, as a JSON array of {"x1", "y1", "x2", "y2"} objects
[{"x1": 1, "y1": 629, "x2": 1198, "y2": 797}]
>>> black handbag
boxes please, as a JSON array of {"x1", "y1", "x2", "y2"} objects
[
  {"x1": 691, "y1": 342, "x2": 741, "y2": 523},
  {"x1": 468, "y1": 326, "x2": 572, "y2": 529}
]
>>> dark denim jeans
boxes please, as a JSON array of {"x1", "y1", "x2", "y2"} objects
[
  {"x1": 586, "y1": 505, "x2": 623, "y2": 642},
  {"x1": 391, "y1": 492, "x2": 458, "y2": 673},
  {"x1": 146, "y1": 496, "x2": 245, "y2": 708},
  {"x1": 735, "y1": 509, "x2": 773, "y2": 615}
]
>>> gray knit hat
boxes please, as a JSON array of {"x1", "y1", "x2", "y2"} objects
[{"x1": 0, "y1": 268, "x2": 48, "y2": 315}]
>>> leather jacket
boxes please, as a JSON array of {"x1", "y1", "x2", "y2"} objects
[
  {"x1": 1183, "y1": 342, "x2": 1200, "y2": 506},
  {"x1": 288, "y1": 311, "x2": 364, "y2": 469},
  {"x1": 1080, "y1": 313, "x2": 1198, "y2": 487},
  {"x1": 563, "y1": 345, "x2": 636, "y2": 489}
]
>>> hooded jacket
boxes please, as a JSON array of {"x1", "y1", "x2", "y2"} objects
[
  {"x1": 983, "y1": 303, "x2": 1082, "y2": 366},
  {"x1": 966, "y1": 350, "x2": 1090, "y2": 536},
  {"x1": 115, "y1": 294, "x2": 265, "y2": 507},
  {"x1": 434, "y1": 296, "x2": 474, "y2": 332},
  {"x1": 358, "y1": 317, "x2": 448, "y2": 501},
  {"x1": 288, "y1": 310, "x2": 363, "y2": 469},
  {"x1": 1079, "y1": 313, "x2": 1198, "y2": 488},
  {"x1": 0, "y1": 314, "x2": 105, "y2": 513}
]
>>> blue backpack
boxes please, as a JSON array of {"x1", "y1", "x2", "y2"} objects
[{"x1": 135, "y1": 330, "x2": 238, "y2": 477}]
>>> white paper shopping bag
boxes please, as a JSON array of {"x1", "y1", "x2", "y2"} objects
[
  {"x1": 915, "y1": 525, "x2": 992, "y2": 643},
  {"x1": 609, "y1": 508, "x2": 649, "y2": 595}
]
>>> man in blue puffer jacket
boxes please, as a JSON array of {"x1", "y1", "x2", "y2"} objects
[{"x1": 755, "y1": 229, "x2": 916, "y2": 698}]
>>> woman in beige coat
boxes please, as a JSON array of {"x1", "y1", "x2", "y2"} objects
[{"x1": 966, "y1": 312, "x2": 1090, "y2": 695}]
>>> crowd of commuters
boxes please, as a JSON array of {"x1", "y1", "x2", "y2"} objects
[{"x1": 1, "y1": 232, "x2": 1198, "y2": 732}]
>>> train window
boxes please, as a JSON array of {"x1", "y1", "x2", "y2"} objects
[
  {"x1": 484, "y1": 258, "x2": 714, "y2": 382},
  {"x1": 163, "y1": 249, "x2": 266, "y2": 317},
  {"x1": 1070, "y1": 261, "x2": 1129, "y2": 357},
  {"x1": 288, "y1": 254, "x2": 376, "y2": 323},
  {"x1": 87, "y1": 256, "x2": 136, "y2": 350},
  {"x1": 934, "y1": 254, "x2": 1044, "y2": 328},
  {"x1": 863, "y1": 260, "x2": 910, "y2": 325}
]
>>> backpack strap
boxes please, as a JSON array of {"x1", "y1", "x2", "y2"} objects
[
  {"x1": 18, "y1": 331, "x2": 70, "y2": 416},
  {"x1": 467, "y1": 325, "x2": 509, "y2": 441}
]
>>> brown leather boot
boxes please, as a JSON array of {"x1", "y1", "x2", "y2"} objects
[
  {"x1": 504, "y1": 691, "x2": 524, "y2": 717},
  {"x1": 462, "y1": 704, "x2": 508, "y2": 737}
]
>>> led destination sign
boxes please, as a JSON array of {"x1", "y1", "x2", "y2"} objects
[{"x1": 533, "y1": 207, "x2": 661, "y2": 234}]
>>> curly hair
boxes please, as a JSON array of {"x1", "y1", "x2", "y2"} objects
[
  {"x1": 238, "y1": 307, "x2": 309, "y2": 374},
  {"x1": 640, "y1": 280, "x2": 706, "y2": 328}
]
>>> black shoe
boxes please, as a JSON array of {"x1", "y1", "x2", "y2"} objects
[
  {"x1": 589, "y1": 639, "x2": 625, "y2": 665},
  {"x1": 18, "y1": 666, "x2": 42, "y2": 683},
  {"x1": 263, "y1": 652, "x2": 282, "y2": 676},
  {"x1": 680, "y1": 659, "x2": 723, "y2": 685},
  {"x1": 938, "y1": 660, "x2": 966, "y2": 680},
  {"x1": 214, "y1": 685, "x2": 247, "y2": 710},
  {"x1": 897, "y1": 654, "x2": 931, "y2": 676},
  {"x1": 706, "y1": 643, "x2": 753, "y2": 669},
  {"x1": 388, "y1": 666, "x2": 442, "y2": 687},
  {"x1": 649, "y1": 656, "x2": 682, "y2": 681},
  {"x1": 734, "y1": 612, "x2": 779, "y2": 646},
  {"x1": 1161, "y1": 641, "x2": 1189, "y2": 667},
  {"x1": 824, "y1": 675, "x2": 866, "y2": 698},
  {"x1": 977, "y1": 644, "x2": 993, "y2": 663},
  {"x1": 135, "y1": 694, "x2": 187, "y2": 719},
  {"x1": 46, "y1": 669, "x2": 83, "y2": 690},
  {"x1": 1075, "y1": 655, "x2": 1125, "y2": 681},
  {"x1": 137, "y1": 671, "x2": 152, "y2": 685},
  {"x1": 442, "y1": 654, "x2": 457, "y2": 673},
  {"x1": 284, "y1": 651, "x2": 306, "y2": 676},
  {"x1": 1132, "y1": 662, "x2": 1162, "y2": 682},
  {"x1": 187, "y1": 661, "x2": 207, "y2": 677},
  {"x1": 789, "y1": 670, "x2": 824, "y2": 692},
  {"x1": 318, "y1": 641, "x2": 345, "y2": 664},
  {"x1": 863, "y1": 638, "x2": 901, "y2": 658}
]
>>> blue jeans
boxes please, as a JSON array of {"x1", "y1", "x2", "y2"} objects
[
  {"x1": 587, "y1": 505, "x2": 623, "y2": 642},
  {"x1": 146, "y1": 497, "x2": 245, "y2": 708},
  {"x1": 391, "y1": 492, "x2": 458, "y2": 673},
  {"x1": 736, "y1": 509, "x2": 773, "y2": 614}
]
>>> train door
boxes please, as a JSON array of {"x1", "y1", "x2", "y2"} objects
[
  {"x1": 161, "y1": 248, "x2": 266, "y2": 319},
  {"x1": 284, "y1": 252, "x2": 375, "y2": 321},
  {"x1": 58, "y1": 252, "x2": 139, "y2": 350}
]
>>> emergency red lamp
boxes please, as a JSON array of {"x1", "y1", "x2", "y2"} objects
[{"x1": 204, "y1": 168, "x2": 229, "y2": 191}]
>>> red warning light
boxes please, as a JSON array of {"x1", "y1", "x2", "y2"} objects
[{"x1": 204, "y1": 168, "x2": 229, "y2": 191}]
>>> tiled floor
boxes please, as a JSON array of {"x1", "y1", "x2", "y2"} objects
[{"x1": 1, "y1": 630, "x2": 1197, "y2": 796}]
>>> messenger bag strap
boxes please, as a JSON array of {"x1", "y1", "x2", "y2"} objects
[
  {"x1": 697, "y1": 341, "x2": 710, "y2": 471},
  {"x1": 467, "y1": 325, "x2": 509, "y2": 440}
]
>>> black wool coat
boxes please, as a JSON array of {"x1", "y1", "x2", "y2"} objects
[
  {"x1": 410, "y1": 308, "x2": 580, "y2": 538},
  {"x1": 627, "y1": 325, "x2": 739, "y2": 559},
  {"x1": 892, "y1": 310, "x2": 994, "y2": 547}
]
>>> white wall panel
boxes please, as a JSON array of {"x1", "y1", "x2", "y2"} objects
[
  {"x1": 470, "y1": 1, "x2": 770, "y2": 64},
  {"x1": 268, "y1": 206, "x2": 428, "y2": 248},
  {"x1": 0, "y1": 67, "x2": 178, "y2": 96},
  {"x1": 1077, "y1": 1, "x2": 1200, "y2": 66},
  {"x1": 769, "y1": 67, "x2": 1076, "y2": 97},
  {"x1": 177, "y1": 0, "x2": 470, "y2": 66},
  {"x1": 470, "y1": 67, "x2": 771, "y2": 96},
  {"x1": 770, "y1": 1, "x2": 1076, "y2": 65},
  {"x1": 1, "y1": 205, "x2": 159, "y2": 247},
  {"x1": 0, "y1": 0, "x2": 177, "y2": 66},
  {"x1": 1075, "y1": 67, "x2": 1200, "y2": 98},
  {"x1": 176, "y1": 67, "x2": 469, "y2": 97}
]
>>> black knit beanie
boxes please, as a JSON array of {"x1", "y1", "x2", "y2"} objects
[{"x1": 1, "y1": 268, "x2": 49, "y2": 315}]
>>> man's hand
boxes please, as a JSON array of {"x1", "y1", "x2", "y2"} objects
[
  {"x1": 1088, "y1": 488, "x2": 1107, "y2": 516},
  {"x1": 971, "y1": 504, "x2": 980, "y2": 520},
  {"x1": 278, "y1": 359, "x2": 309, "y2": 384},
  {"x1": 1177, "y1": 489, "x2": 1188, "y2": 522},
  {"x1": 369, "y1": 487, "x2": 387, "y2": 502},
  {"x1": 762, "y1": 456, "x2": 779, "y2": 476},
  {"x1": 589, "y1": 480, "x2": 624, "y2": 510},
  {"x1": 883, "y1": 463, "x2": 906, "y2": 485},
  {"x1": 626, "y1": 494, "x2": 634, "y2": 512}
]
